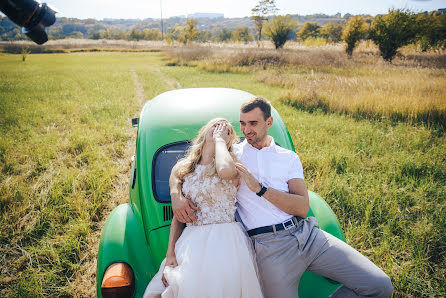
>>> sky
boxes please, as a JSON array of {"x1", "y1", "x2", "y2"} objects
[{"x1": 10, "y1": 0, "x2": 446, "y2": 20}]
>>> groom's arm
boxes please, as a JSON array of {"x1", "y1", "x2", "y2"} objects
[
  {"x1": 235, "y1": 163, "x2": 309, "y2": 218},
  {"x1": 261, "y1": 178, "x2": 309, "y2": 218},
  {"x1": 169, "y1": 163, "x2": 198, "y2": 223}
]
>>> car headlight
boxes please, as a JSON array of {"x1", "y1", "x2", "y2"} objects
[{"x1": 101, "y1": 262, "x2": 135, "y2": 298}]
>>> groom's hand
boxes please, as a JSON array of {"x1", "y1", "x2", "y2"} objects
[
  {"x1": 235, "y1": 163, "x2": 262, "y2": 193},
  {"x1": 171, "y1": 192, "x2": 198, "y2": 223}
]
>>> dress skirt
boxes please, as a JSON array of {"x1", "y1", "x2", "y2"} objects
[{"x1": 143, "y1": 222, "x2": 263, "y2": 298}]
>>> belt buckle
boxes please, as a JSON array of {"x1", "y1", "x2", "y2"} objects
[{"x1": 282, "y1": 218, "x2": 295, "y2": 230}]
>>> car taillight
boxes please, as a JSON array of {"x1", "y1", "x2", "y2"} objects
[{"x1": 101, "y1": 262, "x2": 135, "y2": 298}]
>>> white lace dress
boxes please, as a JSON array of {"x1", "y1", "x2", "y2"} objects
[{"x1": 144, "y1": 164, "x2": 263, "y2": 298}]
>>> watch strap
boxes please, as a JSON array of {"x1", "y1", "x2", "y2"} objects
[{"x1": 256, "y1": 184, "x2": 268, "y2": 197}]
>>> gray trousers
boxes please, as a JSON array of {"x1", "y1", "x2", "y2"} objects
[{"x1": 250, "y1": 217, "x2": 393, "y2": 298}]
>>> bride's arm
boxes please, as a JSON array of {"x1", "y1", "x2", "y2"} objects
[
  {"x1": 162, "y1": 216, "x2": 186, "y2": 286},
  {"x1": 214, "y1": 122, "x2": 238, "y2": 180}
]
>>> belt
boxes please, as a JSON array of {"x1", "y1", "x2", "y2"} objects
[{"x1": 247, "y1": 216, "x2": 301, "y2": 237}]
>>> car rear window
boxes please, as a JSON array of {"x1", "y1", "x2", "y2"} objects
[{"x1": 152, "y1": 141, "x2": 190, "y2": 203}]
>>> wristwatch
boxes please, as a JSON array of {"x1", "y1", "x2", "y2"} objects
[{"x1": 256, "y1": 183, "x2": 268, "y2": 197}]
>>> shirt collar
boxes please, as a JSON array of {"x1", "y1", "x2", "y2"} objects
[{"x1": 242, "y1": 136, "x2": 277, "y2": 152}]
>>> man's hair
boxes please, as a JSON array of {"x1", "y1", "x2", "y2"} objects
[{"x1": 240, "y1": 96, "x2": 271, "y2": 120}]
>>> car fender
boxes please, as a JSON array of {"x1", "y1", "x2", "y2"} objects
[
  {"x1": 96, "y1": 203, "x2": 156, "y2": 297},
  {"x1": 307, "y1": 190, "x2": 345, "y2": 242}
]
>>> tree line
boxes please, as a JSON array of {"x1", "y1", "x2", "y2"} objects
[
  {"x1": 249, "y1": 1, "x2": 446, "y2": 62},
  {"x1": 1, "y1": 5, "x2": 445, "y2": 62},
  {"x1": 301, "y1": 9, "x2": 446, "y2": 61}
]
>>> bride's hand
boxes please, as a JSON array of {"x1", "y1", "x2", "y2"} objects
[
  {"x1": 162, "y1": 254, "x2": 178, "y2": 286},
  {"x1": 213, "y1": 122, "x2": 231, "y2": 144}
]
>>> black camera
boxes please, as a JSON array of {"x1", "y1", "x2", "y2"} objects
[{"x1": 0, "y1": 0, "x2": 59, "y2": 45}]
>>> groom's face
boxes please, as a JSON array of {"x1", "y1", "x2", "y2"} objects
[{"x1": 239, "y1": 107, "x2": 272, "y2": 147}]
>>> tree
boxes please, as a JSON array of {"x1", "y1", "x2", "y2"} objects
[
  {"x1": 416, "y1": 13, "x2": 446, "y2": 51},
  {"x1": 113, "y1": 30, "x2": 127, "y2": 40},
  {"x1": 196, "y1": 30, "x2": 212, "y2": 43},
  {"x1": 103, "y1": 27, "x2": 116, "y2": 39},
  {"x1": 320, "y1": 22, "x2": 343, "y2": 43},
  {"x1": 143, "y1": 28, "x2": 162, "y2": 41},
  {"x1": 233, "y1": 27, "x2": 254, "y2": 43},
  {"x1": 62, "y1": 23, "x2": 87, "y2": 36},
  {"x1": 176, "y1": 27, "x2": 187, "y2": 45},
  {"x1": 129, "y1": 29, "x2": 145, "y2": 41},
  {"x1": 297, "y1": 22, "x2": 320, "y2": 41},
  {"x1": 91, "y1": 32, "x2": 102, "y2": 40},
  {"x1": 217, "y1": 28, "x2": 233, "y2": 42},
  {"x1": 342, "y1": 16, "x2": 367, "y2": 56},
  {"x1": 165, "y1": 26, "x2": 183, "y2": 44},
  {"x1": 185, "y1": 18, "x2": 198, "y2": 44},
  {"x1": 251, "y1": 0, "x2": 278, "y2": 42},
  {"x1": 264, "y1": 15, "x2": 296, "y2": 49},
  {"x1": 369, "y1": 9, "x2": 418, "y2": 62}
]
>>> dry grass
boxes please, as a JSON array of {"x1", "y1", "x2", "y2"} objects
[
  {"x1": 261, "y1": 65, "x2": 446, "y2": 129},
  {"x1": 163, "y1": 43, "x2": 446, "y2": 128},
  {"x1": 0, "y1": 39, "x2": 165, "y2": 54},
  {"x1": 164, "y1": 41, "x2": 446, "y2": 69}
]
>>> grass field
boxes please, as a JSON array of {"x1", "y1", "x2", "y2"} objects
[{"x1": 0, "y1": 49, "x2": 445, "y2": 297}]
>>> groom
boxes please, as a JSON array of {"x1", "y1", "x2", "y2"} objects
[{"x1": 170, "y1": 97, "x2": 393, "y2": 298}]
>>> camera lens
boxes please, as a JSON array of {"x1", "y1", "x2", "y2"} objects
[
  {"x1": 22, "y1": 24, "x2": 48, "y2": 45},
  {"x1": 39, "y1": 4, "x2": 56, "y2": 27},
  {"x1": 0, "y1": 1, "x2": 58, "y2": 45},
  {"x1": 22, "y1": 3, "x2": 57, "y2": 44}
]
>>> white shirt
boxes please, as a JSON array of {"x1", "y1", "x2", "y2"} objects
[{"x1": 234, "y1": 137, "x2": 305, "y2": 230}]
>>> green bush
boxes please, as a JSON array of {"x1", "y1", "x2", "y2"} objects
[
  {"x1": 342, "y1": 16, "x2": 367, "y2": 57},
  {"x1": 320, "y1": 22, "x2": 344, "y2": 43},
  {"x1": 416, "y1": 13, "x2": 446, "y2": 51},
  {"x1": 233, "y1": 27, "x2": 254, "y2": 43},
  {"x1": 298, "y1": 22, "x2": 321, "y2": 41},
  {"x1": 370, "y1": 9, "x2": 418, "y2": 62},
  {"x1": 264, "y1": 16, "x2": 297, "y2": 49}
]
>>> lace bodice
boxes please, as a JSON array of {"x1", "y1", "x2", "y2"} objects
[{"x1": 182, "y1": 164, "x2": 237, "y2": 226}]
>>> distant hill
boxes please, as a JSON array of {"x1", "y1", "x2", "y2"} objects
[{"x1": 187, "y1": 13, "x2": 224, "y2": 19}]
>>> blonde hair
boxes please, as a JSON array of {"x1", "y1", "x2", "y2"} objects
[{"x1": 176, "y1": 118, "x2": 239, "y2": 182}]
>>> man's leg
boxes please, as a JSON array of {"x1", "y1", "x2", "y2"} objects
[
  {"x1": 253, "y1": 230, "x2": 305, "y2": 298},
  {"x1": 307, "y1": 229, "x2": 393, "y2": 298},
  {"x1": 251, "y1": 217, "x2": 321, "y2": 298}
]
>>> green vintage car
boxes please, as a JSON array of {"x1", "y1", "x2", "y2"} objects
[{"x1": 97, "y1": 88, "x2": 345, "y2": 297}]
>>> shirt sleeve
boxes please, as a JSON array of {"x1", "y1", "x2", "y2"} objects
[{"x1": 288, "y1": 153, "x2": 304, "y2": 181}]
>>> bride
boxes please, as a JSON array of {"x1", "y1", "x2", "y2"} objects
[{"x1": 144, "y1": 118, "x2": 263, "y2": 298}]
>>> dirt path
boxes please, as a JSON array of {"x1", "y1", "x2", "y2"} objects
[
  {"x1": 131, "y1": 67, "x2": 148, "y2": 104},
  {"x1": 151, "y1": 66, "x2": 182, "y2": 90},
  {"x1": 71, "y1": 65, "x2": 181, "y2": 297}
]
